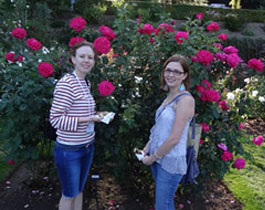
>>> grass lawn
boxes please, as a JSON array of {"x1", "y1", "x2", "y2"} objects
[{"x1": 224, "y1": 136, "x2": 265, "y2": 210}]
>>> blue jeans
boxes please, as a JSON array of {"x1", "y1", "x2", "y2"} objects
[
  {"x1": 54, "y1": 141, "x2": 94, "y2": 197},
  {"x1": 151, "y1": 162, "x2": 183, "y2": 210}
]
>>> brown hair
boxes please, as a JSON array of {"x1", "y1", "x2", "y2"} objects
[
  {"x1": 160, "y1": 54, "x2": 190, "y2": 90},
  {"x1": 69, "y1": 40, "x2": 97, "y2": 64}
]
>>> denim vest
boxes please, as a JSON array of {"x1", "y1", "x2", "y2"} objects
[{"x1": 149, "y1": 93, "x2": 192, "y2": 175}]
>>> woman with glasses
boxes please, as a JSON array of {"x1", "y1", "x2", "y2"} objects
[{"x1": 142, "y1": 54, "x2": 195, "y2": 210}]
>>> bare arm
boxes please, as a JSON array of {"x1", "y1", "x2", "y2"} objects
[{"x1": 142, "y1": 95, "x2": 195, "y2": 165}]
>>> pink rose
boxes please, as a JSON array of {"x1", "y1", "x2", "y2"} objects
[
  {"x1": 11, "y1": 27, "x2": 27, "y2": 39},
  {"x1": 226, "y1": 53, "x2": 242, "y2": 68},
  {"x1": 216, "y1": 52, "x2": 227, "y2": 62},
  {"x1": 7, "y1": 160, "x2": 15, "y2": 165},
  {"x1": 223, "y1": 46, "x2": 238, "y2": 54},
  {"x1": 199, "y1": 139, "x2": 204, "y2": 145},
  {"x1": 196, "y1": 12, "x2": 203, "y2": 20},
  {"x1": 247, "y1": 58, "x2": 264, "y2": 72},
  {"x1": 93, "y1": 36, "x2": 111, "y2": 55},
  {"x1": 206, "y1": 22, "x2": 219, "y2": 31},
  {"x1": 69, "y1": 16, "x2": 86, "y2": 31},
  {"x1": 221, "y1": 151, "x2": 233, "y2": 161},
  {"x1": 233, "y1": 158, "x2": 245, "y2": 170},
  {"x1": 99, "y1": 25, "x2": 116, "y2": 40},
  {"x1": 218, "y1": 100, "x2": 229, "y2": 110},
  {"x1": 196, "y1": 50, "x2": 214, "y2": 66},
  {"x1": 201, "y1": 122, "x2": 210, "y2": 132},
  {"x1": 218, "y1": 33, "x2": 227, "y2": 41},
  {"x1": 98, "y1": 80, "x2": 115, "y2": 96},
  {"x1": 5, "y1": 52, "x2": 15, "y2": 62},
  {"x1": 37, "y1": 62, "x2": 54, "y2": 77},
  {"x1": 68, "y1": 37, "x2": 84, "y2": 47},
  {"x1": 213, "y1": 42, "x2": 223, "y2": 50},
  {"x1": 253, "y1": 136, "x2": 264, "y2": 146},
  {"x1": 26, "y1": 38, "x2": 42, "y2": 50},
  {"x1": 174, "y1": 31, "x2": 188, "y2": 44},
  {"x1": 238, "y1": 122, "x2": 244, "y2": 130},
  {"x1": 218, "y1": 143, "x2": 228, "y2": 151},
  {"x1": 170, "y1": 20, "x2": 175, "y2": 25}
]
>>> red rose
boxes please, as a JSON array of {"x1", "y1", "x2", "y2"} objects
[
  {"x1": 16, "y1": 56, "x2": 23, "y2": 62},
  {"x1": 218, "y1": 100, "x2": 230, "y2": 110},
  {"x1": 69, "y1": 16, "x2": 86, "y2": 31},
  {"x1": 196, "y1": 50, "x2": 214, "y2": 66},
  {"x1": 68, "y1": 37, "x2": 84, "y2": 47},
  {"x1": 99, "y1": 25, "x2": 116, "y2": 40},
  {"x1": 26, "y1": 38, "x2": 42, "y2": 50},
  {"x1": 174, "y1": 31, "x2": 188, "y2": 44},
  {"x1": 37, "y1": 62, "x2": 54, "y2": 77},
  {"x1": 98, "y1": 80, "x2": 115, "y2": 96},
  {"x1": 93, "y1": 36, "x2": 111, "y2": 55},
  {"x1": 11, "y1": 27, "x2": 27, "y2": 39},
  {"x1": 218, "y1": 33, "x2": 227, "y2": 41},
  {"x1": 248, "y1": 58, "x2": 264, "y2": 72},
  {"x1": 206, "y1": 22, "x2": 219, "y2": 31},
  {"x1": 221, "y1": 151, "x2": 233, "y2": 161},
  {"x1": 5, "y1": 52, "x2": 15, "y2": 62}
]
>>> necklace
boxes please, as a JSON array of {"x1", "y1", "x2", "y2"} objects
[{"x1": 73, "y1": 71, "x2": 89, "y2": 98}]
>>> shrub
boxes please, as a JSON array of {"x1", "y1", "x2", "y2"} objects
[
  {"x1": 223, "y1": 13, "x2": 245, "y2": 31},
  {"x1": 1, "y1": 6, "x2": 264, "y2": 193}
]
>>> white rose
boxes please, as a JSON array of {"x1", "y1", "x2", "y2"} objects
[
  {"x1": 227, "y1": 92, "x2": 235, "y2": 100},
  {"x1": 252, "y1": 90, "x2": 258, "y2": 97},
  {"x1": 244, "y1": 78, "x2": 250, "y2": 84},
  {"x1": 235, "y1": 88, "x2": 242, "y2": 93},
  {"x1": 258, "y1": 96, "x2": 265, "y2": 102}
]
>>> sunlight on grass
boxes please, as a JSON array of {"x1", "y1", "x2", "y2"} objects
[{"x1": 224, "y1": 138, "x2": 265, "y2": 210}]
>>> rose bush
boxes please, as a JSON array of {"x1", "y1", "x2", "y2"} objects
[{"x1": 1, "y1": 5, "x2": 264, "y2": 193}]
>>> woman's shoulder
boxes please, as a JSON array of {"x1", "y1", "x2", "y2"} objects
[
  {"x1": 178, "y1": 91, "x2": 195, "y2": 107},
  {"x1": 57, "y1": 73, "x2": 76, "y2": 86}
]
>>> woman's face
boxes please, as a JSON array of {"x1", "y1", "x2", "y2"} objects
[
  {"x1": 164, "y1": 61, "x2": 187, "y2": 88},
  {"x1": 71, "y1": 45, "x2": 95, "y2": 76}
]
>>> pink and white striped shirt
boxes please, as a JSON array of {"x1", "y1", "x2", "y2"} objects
[{"x1": 50, "y1": 74, "x2": 96, "y2": 145}]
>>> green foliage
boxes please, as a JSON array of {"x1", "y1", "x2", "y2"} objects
[
  {"x1": 223, "y1": 13, "x2": 245, "y2": 32},
  {"x1": 226, "y1": 37, "x2": 265, "y2": 61},
  {"x1": 241, "y1": 29, "x2": 254, "y2": 36},
  {"x1": 0, "y1": 37, "x2": 68, "y2": 162},
  {"x1": 74, "y1": 0, "x2": 107, "y2": 24}
]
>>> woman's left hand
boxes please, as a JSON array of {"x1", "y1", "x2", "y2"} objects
[{"x1": 142, "y1": 155, "x2": 156, "y2": 166}]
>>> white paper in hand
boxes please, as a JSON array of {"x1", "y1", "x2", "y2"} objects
[
  {"x1": 100, "y1": 112, "x2": 115, "y2": 124},
  {"x1": 134, "y1": 148, "x2": 145, "y2": 161}
]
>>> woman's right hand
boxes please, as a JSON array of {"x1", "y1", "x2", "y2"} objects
[
  {"x1": 79, "y1": 115, "x2": 103, "y2": 123},
  {"x1": 89, "y1": 114, "x2": 103, "y2": 122}
]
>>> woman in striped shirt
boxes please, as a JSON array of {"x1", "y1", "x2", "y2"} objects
[{"x1": 50, "y1": 40, "x2": 103, "y2": 210}]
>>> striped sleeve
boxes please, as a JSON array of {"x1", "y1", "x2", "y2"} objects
[{"x1": 49, "y1": 79, "x2": 78, "y2": 132}]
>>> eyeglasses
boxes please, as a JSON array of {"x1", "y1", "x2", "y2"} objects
[{"x1": 164, "y1": 68, "x2": 185, "y2": 76}]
